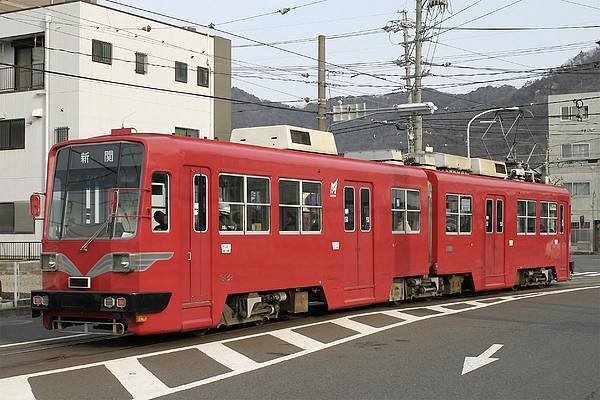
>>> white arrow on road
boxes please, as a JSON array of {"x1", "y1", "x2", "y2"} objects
[{"x1": 461, "y1": 344, "x2": 503, "y2": 375}]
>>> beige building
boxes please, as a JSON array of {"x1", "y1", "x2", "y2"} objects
[
  {"x1": 0, "y1": 0, "x2": 95, "y2": 12},
  {"x1": 0, "y1": 0, "x2": 231, "y2": 248},
  {"x1": 547, "y1": 92, "x2": 600, "y2": 253}
]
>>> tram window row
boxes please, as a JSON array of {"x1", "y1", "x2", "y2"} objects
[{"x1": 151, "y1": 172, "x2": 567, "y2": 237}]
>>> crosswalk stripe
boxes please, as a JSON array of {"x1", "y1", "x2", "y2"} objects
[
  {"x1": 105, "y1": 358, "x2": 168, "y2": 399},
  {"x1": 381, "y1": 310, "x2": 423, "y2": 321},
  {"x1": 196, "y1": 342, "x2": 258, "y2": 371},
  {"x1": 331, "y1": 317, "x2": 378, "y2": 334},
  {"x1": 0, "y1": 376, "x2": 36, "y2": 400},
  {"x1": 269, "y1": 329, "x2": 326, "y2": 350}
]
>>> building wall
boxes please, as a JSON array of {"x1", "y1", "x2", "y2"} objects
[
  {"x1": 0, "y1": 0, "x2": 95, "y2": 13},
  {"x1": 548, "y1": 92, "x2": 600, "y2": 253},
  {"x1": 0, "y1": 1, "x2": 231, "y2": 244}
]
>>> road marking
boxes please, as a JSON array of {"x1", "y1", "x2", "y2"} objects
[
  {"x1": 572, "y1": 272, "x2": 598, "y2": 275},
  {"x1": 331, "y1": 317, "x2": 378, "y2": 334},
  {"x1": 381, "y1": 310, "x2": 423, "y2": 321},
  {"x1": 196, "y1": 342, "x2": 258, "y2": 371},
  {"x1": 0, "y1": 333, "x2": 90, "y2": 349},
  {"x1": 461, "y1": 343, "x2": 503, "y2": 375},
  {"x1": 269, "y1": 329, "x2": 326, "y2": 350},
  {"x1": 105, "y1": 358, "x2": 168, "y2": 398},
  {"x1": 1, "y1": 285, "x2": 597, "y2": 400},
  {"x1": 1, "y1": 376, "x2": 36, "y2": 400}
]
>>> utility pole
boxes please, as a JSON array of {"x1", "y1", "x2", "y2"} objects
[
  {"x1": 400, "y1": 10, "x2": 415, "y2": 154},
  {"x1": 413, "y1": 0, "x2": 424, "y2": 153},
  {"x1": 317, "y1": 35, "x2": 327, "y2": 131}
]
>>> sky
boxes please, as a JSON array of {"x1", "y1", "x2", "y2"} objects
[{"x1": 102, "y1": 0, "x2": 600, "y2": 104}]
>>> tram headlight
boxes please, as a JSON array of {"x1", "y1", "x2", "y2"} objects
[
  {"x1": 112, "y1": 253, "x2": 131, "y2": 272},
  {"x1": 41, "y1": 253, "x2": 57, "y2": 272},
  {"x1": 103, "y1": 297, "x2": 115, "y2": 308}
]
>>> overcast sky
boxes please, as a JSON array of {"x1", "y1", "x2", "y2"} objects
[{"x1": 103, "y1": 0, "x2": 600, "y2": 104}]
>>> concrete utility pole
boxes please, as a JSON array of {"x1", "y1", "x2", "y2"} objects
[
  {"x1": 317, "y1": 35, "x2": 327, "y2": 131},
  {"x1": 401, "y1": 11, "x2": 415, "y2": 154},
  {"x1": 413, "y1": 0, "x2": 424, "y2": 153}
]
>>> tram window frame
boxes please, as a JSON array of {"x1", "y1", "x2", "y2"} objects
[
  {"x1": 219, "y1": 173, "x2": 270, "y2": 235},
  {"x1": 485, "y1": 199, "x2": 493, "y2": 233},
  {"x1": 151, "y1": 172, "x2": 170, "y2": 233},
  {"x1": 344, "y1": 186, "x2": 355, "y2": 232},
  {"x1": 360, "y1": 187, "x2": 371, "y2": 232},
  {"x1": 559, "y1": 204, "x2": 565, "y2": 234},
  {"x1": 445, "y1": 194, "x2": 472, "y2": 235},
  {"x1": 496, "y1": 199, "x2": 504, "y2": 233},
  {"x1": 391, "y1": 188, "x2": 421, "y2": 234},
  {"x1": 278, "y1": 178, "x2": 322, "y2": 234},
  {"x1": 517, "y1": 199, "x2": 537, "y2": 235},
  {"x1": 540, "y1": 201, "x2": 558, "y2": 235},
  {"x1": 193, "y1": 174, "x2": 208, "y2": 233}
]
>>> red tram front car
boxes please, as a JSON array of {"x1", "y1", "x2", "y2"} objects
[{"x1": 31, "y1": 129, "x2": 571, "y2": 335}]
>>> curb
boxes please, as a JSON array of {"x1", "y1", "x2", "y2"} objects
[{"x1": 0, "y1": 305, "x2": 31, "y2": 318}]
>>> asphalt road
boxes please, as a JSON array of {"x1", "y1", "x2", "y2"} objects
[{"x1": 0, "y1": 255, "x2": 598, "y2": 400}]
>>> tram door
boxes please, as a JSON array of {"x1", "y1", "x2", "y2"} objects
[
  {"x1": 484, "y1": 196, "x2": 505, "y2": 287},
  {"x1": 185, "y1": 167, "x2": 211, "y2": 304},
  {"x1": 343, "y1": 182, "x2": 374, "y2": 298}
]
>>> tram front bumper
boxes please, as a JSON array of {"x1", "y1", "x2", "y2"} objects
[{"x1": 31, "y1": 290, "x2": 171, "y2": 317}]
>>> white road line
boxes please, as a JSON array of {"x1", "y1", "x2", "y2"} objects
[
  {"x1": 331, "y1": 317, "x2": 378, "y2": 334},
  {"x1": 572, "y1": 272, "x2": 598, "y2": 276},
  {"x1": 196, "y1": 342, "x2": 258, "y2": 371},
  {"x1": 0, "y1": 334, "x2": 90, "y2": 349},
  {"x1": 105, "y1": 358, "x2": 168, "y2": 399},
  {"x1": 269, "y1": 329, "x2": 326, "y2": 351},
  {"x1": 2, "y1": 285, "x2": 598, "y2": 400},
  {"x1": 380, "y1": 310, "x2": 422, "y2": 321},
  {"x1": 424, "y1": 305, "x2": 457, "y2": 314},
  {"x1": 0, "y1": 376, "x2": 36, "y2": 400}
]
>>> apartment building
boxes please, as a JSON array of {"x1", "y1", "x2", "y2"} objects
[
  {"x1": 0, "y1": 0, "x2": 231, "y2": 243},
  {"x1": 547, "y1": 92, "x2": 600, "y2": 253}
]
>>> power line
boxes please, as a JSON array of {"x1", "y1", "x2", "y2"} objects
[
  {"x1": 558, "y1": 0, "x2": 600, "y2": 11},
  {"x1": 214, "y1": 0, "x2": 330, "y2": 27}
]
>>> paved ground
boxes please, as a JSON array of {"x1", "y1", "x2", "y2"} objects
[{"x1": 0, "y1": 255, "x2": 598, "y2": 400}]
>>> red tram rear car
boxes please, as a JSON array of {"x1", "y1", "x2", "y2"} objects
[{"x1": 31, "y1": 129, "x2": 571, "y2": 335}]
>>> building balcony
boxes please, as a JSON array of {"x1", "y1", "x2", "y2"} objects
[{"x1": 0, "y1": 63, "x2": 45, "y2": 93}]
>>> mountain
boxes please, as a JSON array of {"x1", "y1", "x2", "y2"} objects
[{"x1": 231, "y1": 47, "x2": 600, "y2": 168}]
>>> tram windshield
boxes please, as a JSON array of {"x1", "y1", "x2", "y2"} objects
[{"x1": 46, "y1": 142, "x2": 144, "y2": 240}]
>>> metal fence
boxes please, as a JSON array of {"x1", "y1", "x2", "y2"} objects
[
  {"x1": 0, "y1": 242, "x2": 42, "y2": 261},
  {"x1": 571, "y1": 228, "x2": 594, "y2": 253},
  {"x1": 0, "y1": 63, "x2": 44, "y2": 92}
]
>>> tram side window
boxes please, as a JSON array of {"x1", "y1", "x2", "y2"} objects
[
  {"x1": 219, "y1": 174, "x2": 270, "y2": 233},
  {"x1": 278, "y1": 179, "x2": 322, "y2": 233},
  {"x1": 540, "y1": 201, "x2": 557, "y2": 234},
  {"x1": 446, "y1": 194, "x2": 472, "y2": 235},
  {"x1": 344, "y1": 187, "x2": 355, "y2": 231},
  {"x1": 151, "y1": 172, "x2": 169, "y2": 232},
  {"x1": 560, "y1": 204, "x2": 565, "y2": 234},
  {"x1": 517, "y1": 200, "x2": 536, "y2": 235},
  {"x1": 392, "y1": 188, "x2": 420, "y2": 234},
  {"x1": 360, "y1": 188, "x2": 371, "y2": 231},
  {"x1": 193, "y1": 175, "x2": 207, "y2": 232},
  {"x1": 485, "y1": 199, "x2": 493, "y2": 233}
]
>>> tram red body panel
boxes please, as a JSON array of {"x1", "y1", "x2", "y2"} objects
[{"x1": 32, "y1": 132, "x2": 571, "y2": 335}]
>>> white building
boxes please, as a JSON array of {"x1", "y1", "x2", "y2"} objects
[
  {"x1": 0, "y1": 1, "x2": 231, "y2": 244},
  {"x1": 547, "y1": 92, "x2": 600, "y2": 253}
]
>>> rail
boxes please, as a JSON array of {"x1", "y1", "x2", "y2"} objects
[
  {"x1": 0, "y1": 63, "x2": 44, "y2": 92},
  {"x1": 0, "y1": 241, "x2": 42, "y2": 261}
]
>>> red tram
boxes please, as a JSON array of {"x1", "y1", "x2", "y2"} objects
[{"x1": 31, "y1": 128, "x2": 571, "y2": 335}]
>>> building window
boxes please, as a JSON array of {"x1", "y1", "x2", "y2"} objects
[
  {"x1": 197, "y1": 66, "x2": 209, "y2": 87},
  {"x1": 560, "y1": 105, "x2": 589, "y2": 121},
  {"x1": 278, "y1": 179, "x2": 322, "y2": 233},
  {"x1": 0, "y1": 119, "x2": 25, "y2": 150},
  {"x1": 446, "y1": 194, "x2": 472, "y2": 234},
  {"x1": 517, "y1": 200, "x2": 537, "y2": 235},
  {"x1": 54, "y1": 127, "x2": 69, "y2": 144},
  {"x1": 219, "y1": 174, "x2": 270, "y2": 233},
  {"x1": 151, "y1": 172, "x2": 169, "y2": 232},
  {"x1": 175, "y1": 61, "x2": 188, "y2": 83},
  {"x1": 561, "y1": 143, "x2": 589, "y2": 159},
  {"x1": 0, "y1": 203, "x2": 15, "y2": 233},
  {"x1": 92, "y1": 40, "x2": 112, "y2": 64},
  {"x1": 0, "y1": 202, "x2": 32, "y2": 234},
  {"x1": 135, "y1": 52, "x2": 148, "y2": 74},
  {"x1": 392, "y1": 188, "x2": 420, "y2": 234},
  {"x1": 173, "y1": 127, "x2": 199, "y2": 138},
  {"x1": 564, "y1": 182, "x2": 591, "y2": 197}
]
